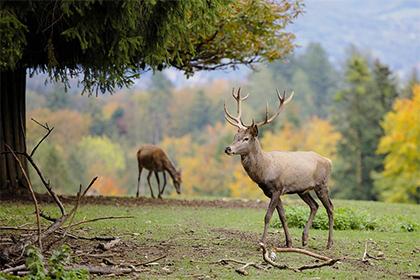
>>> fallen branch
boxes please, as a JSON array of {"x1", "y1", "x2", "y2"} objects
[
  {"x1": 136, "y1": 255, "x2": 167, "y2": 266},
  {"x1": 260, "y1": 243, "x2": 341, "y2": 272},
  {"x1": 362, "y1": 240, "x2": 369, "y2": 263},
  {"x1": 98, "y1": 238, "x2": 121, "y2": 251},
  {"x1": 260, "y1": 243, "x2": 289, "y2": 269},
  {"x1": 5, "y1": 144, "x2": 42, "y2": 252},
  {"x1": 274, "y1": 246, "x2": 333, "y2": 262},
  {"x1": 63, "y1": 215, "x2": 134, "y2": 230},
  {"x1": 1, "y1": 264, "x2": 26, "y2": 273},
  {"x1": 214, "y1": 258, "x2": 266, "y2": 276},
  {"x1": 58, "y1": 231, "x2": 117, "y2": 241},
  {"x1": 407, "y1": 273, "x2": 420, "y2": 279},
  {"x1": 1, "y1": 264, "x2": 141, "y2": 276},
  {"x1": 67, "y1": 265, "x2": 138, "y2": 275}
]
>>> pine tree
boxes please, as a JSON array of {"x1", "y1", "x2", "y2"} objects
[{"x1": 333, "y1": 54, "x2": 398, "y2": 200}]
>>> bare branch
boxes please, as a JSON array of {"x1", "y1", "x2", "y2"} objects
[
  {"x1": 63, "y1": 215, "x2": 134, "y2": 230},
  {"x1": 5, "y1": 144, "x2": 42, "y2": 251},
  {"x1": 29, "y1": 118, "x2": 54, "y2": 157}
]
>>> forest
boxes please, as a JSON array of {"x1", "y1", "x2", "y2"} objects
[{"x1": 26, "y1": 43, "x2": 419, "y2": 203}]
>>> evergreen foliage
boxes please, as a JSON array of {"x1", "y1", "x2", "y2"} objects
[
  {"x1": 332, "y1": 53, "x2": 399, "y2": 200},
  {"x1": 0, "y1": 0, "x2": 303, "y2": 93}
]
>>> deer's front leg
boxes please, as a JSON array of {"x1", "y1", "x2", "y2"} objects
[
  {"x1": 276, "y1": 197, "x2": 292, "y2": 247},
  {"x1": 260, "y1": 191, "x2": 280, "y2": 244},
  {"x1": 147, "y1": 171, "x2": 155, "y2": 199},
  {"x1": 159, "y1": 172, "x2": 167, "y2": 196}
]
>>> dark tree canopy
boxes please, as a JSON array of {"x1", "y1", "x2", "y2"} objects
[
  {"x1": 0, "y1": 0, "x2": 302, "y2": 197},
  {"x1": 1, "y1": 0, "x2": 303, "y2": 94}
]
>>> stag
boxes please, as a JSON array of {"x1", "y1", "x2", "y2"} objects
[
  {"x1": 224, "y1": 88, "x2": 334, "y2": 249},
  {"x1": 136, "y1": 144, "x2": 182, "y2": 199}
]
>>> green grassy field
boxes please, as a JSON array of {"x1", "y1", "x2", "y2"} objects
[{"x1": 1, "y1": 198, "x2": 419, "y2": 279}]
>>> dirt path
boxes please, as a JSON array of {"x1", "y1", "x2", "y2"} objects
[{"x1": 3, "y1": 194, "x2": 269, "y2": 209}]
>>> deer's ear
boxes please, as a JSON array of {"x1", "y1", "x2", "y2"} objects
[{"x1": 250, "y1": 124, "x2": 258, "y2": 137}]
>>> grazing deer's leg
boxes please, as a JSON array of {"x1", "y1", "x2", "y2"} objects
[
  {"x1": 276, "y1": 197, "x2": 293, "y2": 247},
  {"x1": 261, "y1": 191, "x2": 280, "y2": 244},
  {"x1": 315, "y1": 186, "x2": 334, "y2": 249},
  {"x1": 147, "y1": 171, "x2": 155, "y2": 199},
  {"x1": 155, "y1": 172, "x2": 162, "y2": 199},
  {"x1": 160, "y1": 172, "x2": 167, "y2": 196},
  {"x1": 136, "y1": 167, "x2": 143, "y2": 198},
  {"x1": 298, "y1": 192, "x2": 319, "y2": 247}
]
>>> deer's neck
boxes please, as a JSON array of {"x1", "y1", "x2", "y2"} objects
[
  {"x1": 164, "y1": 159, "x2": 177, "y2": 182},
  {"x1": 240, "y1": 139, "x2": 268, "y2": 184}
]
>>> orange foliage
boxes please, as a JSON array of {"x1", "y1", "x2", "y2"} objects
[{"x1": 89, "y1": 176, "x2": 126, "y2": 196}]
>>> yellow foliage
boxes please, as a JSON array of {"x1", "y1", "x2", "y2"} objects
[
  {"x1": 160, "y1": 134, "x2": 194, "y2": 160},
  {"x1": 229, "y1": 164, "x2": 265, "y2": 199},
  {"x1": 375, "y1": 85, "x2": 420, "y2": 203},
  {"x1": 261, "y1": 117, "x2": 341, "y2": 159}
]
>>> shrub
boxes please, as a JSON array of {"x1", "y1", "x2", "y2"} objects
[{"x1": 272, "y1": 206, "x2": 378, "y2": 231}]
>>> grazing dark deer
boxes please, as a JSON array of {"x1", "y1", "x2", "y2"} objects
[
  {"x1": 224, "y1": 88, "x2": 334, "y2": 249},
  {"x1": 136, "y1": 144, "x2": 182, "y2": 199}
]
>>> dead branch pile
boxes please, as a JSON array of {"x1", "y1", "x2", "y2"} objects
[{"x1": 0, "y1": 119, "x2": 134, "y2": 276}]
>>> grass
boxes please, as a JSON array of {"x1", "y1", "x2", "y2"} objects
[{"x1": 1, "y1": 199, "x2": 419, "y2": 279}]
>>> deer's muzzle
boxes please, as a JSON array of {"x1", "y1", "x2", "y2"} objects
[{"x1": 225, "y1": 146, "x2": 233, "y2": 155}]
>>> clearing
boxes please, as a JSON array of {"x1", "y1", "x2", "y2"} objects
[{"x1": 1, "y1": 197, "x2": 419, "y2": 279}]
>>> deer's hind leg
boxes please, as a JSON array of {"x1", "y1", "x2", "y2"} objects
[
  {"x1": 298, "y1": 192, "x2": 319, "y2": 247},
  {"x1": 147, "y1": 170, "x2": 155, "y2": 199},
  {"x1": 160, "y1": 172, "x2": 167, "y2": 197},
  {"x1": 136, "y1": 167, "x2": 143, "y2": 198},
  {"x1": 314, "y1": 186, "x2": 334, "y2": 249}
]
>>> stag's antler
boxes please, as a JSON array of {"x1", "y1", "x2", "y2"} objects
[
  {"x1": 224, "y1": 88, "x2": 249, "y2": 129},
  {"x1": 255, "y1": 89, "x2": 294, "y2": 127}
]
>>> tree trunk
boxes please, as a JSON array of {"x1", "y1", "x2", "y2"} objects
[{"x1": 0, "y1": 68, "x2": 30, "y2": 199}]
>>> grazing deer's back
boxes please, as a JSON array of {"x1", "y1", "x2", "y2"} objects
[{"x1": 137, "y1": 145, "x2": 168, "y2": 171}]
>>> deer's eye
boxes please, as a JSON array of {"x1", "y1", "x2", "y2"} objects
[{"x1": 243, "y1": 137, "x2": 249, "y2": 142}]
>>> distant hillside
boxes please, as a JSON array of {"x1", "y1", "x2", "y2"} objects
[{"x1": 290, "y1": 0, "x2": 420, "y2": 77}]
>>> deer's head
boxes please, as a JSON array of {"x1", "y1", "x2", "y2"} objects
[
  {"x1": 224, "y1": 88, "x2": 293, "y2": 156},
  {"x1": 173, "y1": 170, "x2": 182, "y2": 194}
]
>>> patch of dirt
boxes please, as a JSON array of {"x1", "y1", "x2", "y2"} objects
[{"x1": 2, "y1": 194, "x2": 269, "y2": 209}]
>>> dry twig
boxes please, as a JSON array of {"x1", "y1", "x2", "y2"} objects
[{"x1": 5, "y1": 145, "x2": 42, "y2": 252}]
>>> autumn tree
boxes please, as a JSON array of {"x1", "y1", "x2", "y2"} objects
[
  {"x1": 0, "y1": 0, "x2": 303, "y2": 196},
  {"x1": 374, "y1": 85, "x2": 420, "y2": 203}
]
